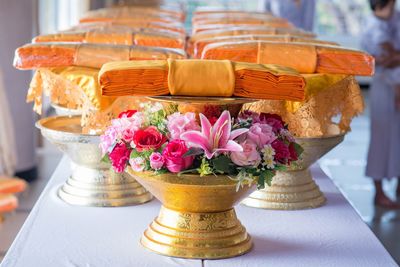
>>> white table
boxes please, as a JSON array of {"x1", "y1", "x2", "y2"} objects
[{"x1": 1, "y1": 157, "x2": 397, "y2": 267}]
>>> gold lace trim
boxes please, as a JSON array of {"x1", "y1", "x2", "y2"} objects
[{"x1": 244, "y1": 76, "x2": 364, "y2": 137}]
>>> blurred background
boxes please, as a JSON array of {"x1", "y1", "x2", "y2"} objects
[{"x1": 0, "y1": 0, "x2": 399, "y2": 264}]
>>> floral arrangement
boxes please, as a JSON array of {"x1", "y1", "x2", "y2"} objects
[{"x1": 100, "y1": 103, "x2": 303, "y2": 189}]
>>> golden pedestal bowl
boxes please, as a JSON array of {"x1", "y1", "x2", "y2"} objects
[
  {"x1": 127, "y1": 169, "x2": 256, "y2": 259},
  {"x1": 36, "y1": 116, "x2": 152, "y2": 207},
  {"x1": 148, "y1": 96, "x2": 256, "y2": 117},
  {"x1": 242, "y1": 134, "x2": 344, "y2": 210}
]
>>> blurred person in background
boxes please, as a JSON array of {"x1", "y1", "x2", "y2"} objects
[
  {"x1": 0, "y1": 1, "x2": 37, "y2": 182},
  {"x1": 264, "y1": 0, "x2": 316, "y2": 31},
  {"x1": 361, "y1": 0, "x2": 400, "y2": 208}
]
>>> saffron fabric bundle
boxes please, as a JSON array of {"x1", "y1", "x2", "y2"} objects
[
  {"x1": 0, "y1": 194, "x2": 17, "y2": 213},
  {"x1": 192, "y1": 21, "x2": 293, "y2": 35},
  {"x1": 188, "y1": 26, "x2": 315, "y2": 52},
  {"x1": 99, "y1": 59, "x2": 305, "y2": 101},
  {"x1": 33, "y1": 30, "x2": 185, "y2": 49},
  {"x1": 0, "y1": 177, "x2": 27, "y2": 194},
  {"x1": 80, "y1": 6, "x2": 185, "y2": 23},
  {"x1": 68, "y1": 22, "x2": 186, "y2": 37},
  {"x1": 191, "y1": 35, "x2": 338, "y2": 58},
  {"x1": 202, "y1": 41, "x2": 374, "y2": 76},
  {"x1": 14, "y1": 43, "x2": 186, "y2": 70},
  {"x1": 100, "y1": 60, "x2": 170, "y2": 96},
  {"x1": 190, "y1": 26, "x2": 315, "y2": 43}
]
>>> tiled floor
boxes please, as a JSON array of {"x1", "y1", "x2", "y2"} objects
[{"x1": 1, "y1": 91, "x2": 399, "y2": 264}]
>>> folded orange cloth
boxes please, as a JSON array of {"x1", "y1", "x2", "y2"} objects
[
  {"x1": 14, "y1": 43, "x2": 186, "y2": 69},
  {"x1": 202, "y1": 41, "x2": 375, "y2": 76},
  {"x1": 233, "y1": 62, "x2": 305, "y2": 101},
  {"x1": 99, "y1": 60, "x2": 170, "y2": 96},
  {"x1": 188, "y1": 26, "x2": 315, "y2": 53},
  {"x1": 190, "y1": 26, "x2": 315, "y2": 43},
  {"x1": 80, "y1": 6, "x2": 185, "y2": 23},
  {"x1": 99, "y1": 59, "x2": 305, "y2": 101},
  {"x1": 192, "y1": 35, "x2": 338, "y2": 58},
  {"x1": 0, "y1": 177, "x2": 27, "y2": 194},
  {"x1": 192, "y1": 21, "x2": 293, "y2": 34},
  {"x1": 33, "y1": 30, "x2": 185, "y2": 49},
  {"x1": 0, "y1": 194, "x2": 18, "y2": 213},
  {"x1": 316, "y1": 46, "x2": 375, "y2": 76}
]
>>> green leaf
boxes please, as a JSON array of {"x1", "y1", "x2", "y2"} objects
[
  {"x1": 257, "y1": 173, "x2": 265, "y2": 190},
  {"x1": 293, "y1": 142, "x2": 304, "y2": 157},
  {"x1": 274, "y1": 165, "x2": 287, "y2": 171},
  {"x1": 259, "y1": 170, "x2": 275, "y2": 188},
  {"x1": 211, "y1": 155, "x2": 236, "y2": 174},
  {"x1": 101, "y1": 154, "x2": 111, "y2": 164}
]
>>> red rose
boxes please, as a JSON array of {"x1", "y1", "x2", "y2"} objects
[
  {"x1": 133, "y1": 126, "x2": 167, "y2": 152},
  {"x1": 271, "y1": 139, "x2": 290, "y2": 164},
  {"x1": 162, "y1": 140, "x2": 193, "y2": 173},
  {"x1": 288, "y1": 142, "x2": 299, "y2": 162},
  {"x1": 260, "y1": 113, "x2": 285, "y2": 131},
  {"x1": 203, "y1": 105, "x2": 222, "y2": 125},
  {"x1": 109, "y1": 143, "x2": 130, "y2": 173},
  {"x1": 118, "y1": 110, "x2": 137, "y2": 118}
]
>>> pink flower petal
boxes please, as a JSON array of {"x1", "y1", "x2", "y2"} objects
[
  {"x1": 223, "y1": 140, "x2": 244, "y2": 152},
  {"x1": 181, "y1": 131, "x2": 211, "y2": 152},
  {"x1": 211, "y1": 110, "x2": 231, "y2": 147},
  {"x1": 230, "y1": 128, "x2": 249, "y2": 140},
  {"x1": 199, "y1": 113, "x2": 212, "y2": 140}
]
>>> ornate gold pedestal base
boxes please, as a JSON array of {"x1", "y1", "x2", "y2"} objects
[
  {"x1": 36, "y1": 116, "x2": 152, "y2": 207},
  {"x1": 58, "y1": 172, "x2": 152, "y2": 207},
  {"x1": 141, "y1": 206, "x2": 252, "y2": 259},
  {"x1": 242, "y1": 169, "x2": 326, "y2": 210}
]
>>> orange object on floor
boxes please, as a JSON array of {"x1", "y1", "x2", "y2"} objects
[
  {"x1": 0, "y1": 176, "x2": 27, "y2": 194},
  {"x1": 0, "y1": 194, "x2": 18, "y2": 213}
]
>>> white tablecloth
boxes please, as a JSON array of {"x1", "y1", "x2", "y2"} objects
[{"x1": 1, "y1": 157, "x2": 397, "y2": 267}]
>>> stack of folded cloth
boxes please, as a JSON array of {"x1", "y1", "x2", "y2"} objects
[
  {"x1": 0, "y1": 176, "x2": 27, "y2": 215},
  {"x1": 33, "y1": 29, "x2": 186, "y2": 50},
  {"x1": 191, "y1": 35, "x2": 338, "y2": 58},
  {"x1": 99, "y1": 59, "x2": 306, "y2": 101},
  {"x1": 188, "y1": 26, "x2": 315, "y2": 54},
  {"x1": 14, "y1": 42, "x2": 186, "y2": 69},
  {"x1": 79, "y1": 6, "x2": 186, "y2": 34},
  {"x1": 201, "y1": 41, "x2": 374, "y2": 76}
]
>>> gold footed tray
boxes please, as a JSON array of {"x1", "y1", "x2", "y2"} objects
[
  {"x1": 36, "y1": 116, "x2": 152, "y2": 207},
  {"x1": 128, "y1": 169, "x2": 255, "y2": 259},
  {"x1": 242, "y1": 134, "x2": 344, "y2": 210}
]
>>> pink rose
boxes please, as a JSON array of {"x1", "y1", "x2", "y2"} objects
[
  {"x1": 162, "y1": 140, "x2": 193, "y2": 173},
  {"x1": 129, "y1": 157, "x2": 146, "y2": 172},
  {"x1": 271, "y1": 140, "x2": 290, "y2": 164},
  {"x1": 247, "y1": 123, "x2": 276, "y2": 149},
  {"x1": 149, "y1": 152, "x2": 165, "y2": 170},
  {"x1": 230, "y1": 140, "x2": 261, "y2": 167},
  {"x1": 109, "y1": 143, "x2": 130, "y2": 173},
  {"x1": 167, "y1": 112, "x2": 200, "y2": 140},
  {"x1": 100, "y1": 127, "x2": 117, "y2": 154},
  {"x1": 122, "y1": 127, "x2": 136, "y2": 143}
]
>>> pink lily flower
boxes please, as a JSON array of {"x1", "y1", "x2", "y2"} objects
[{"x1": 181, "y1": 110, "x2": 248, "y2": 159}]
